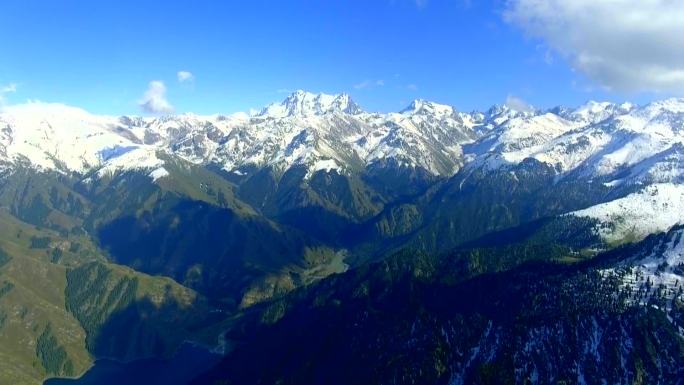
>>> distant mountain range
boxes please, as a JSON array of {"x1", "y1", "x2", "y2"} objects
[
  {"x1": 2, "y1": 91, "x2": 682, "y2": 184},
  {"x1": 1, "y1": 92, "x2": 684, "y2": 384}
]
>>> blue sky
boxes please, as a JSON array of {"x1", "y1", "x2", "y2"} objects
[{"x1": 1, "y1": 0, "x2": 681, "y2": 115}]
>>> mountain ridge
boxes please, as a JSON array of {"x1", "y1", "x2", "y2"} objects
[{"x1": 3, "y1": 92, "x2": 675, "y2": 182}]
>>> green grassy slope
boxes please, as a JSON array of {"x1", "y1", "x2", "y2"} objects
[{"x1": 0, "y1": 211, "x2": 215, "y2": 385}]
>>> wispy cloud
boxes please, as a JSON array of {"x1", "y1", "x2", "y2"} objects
[
  {"x1": 406, "y1": 84, "x2": 418, "y2": 91},
  {"x1": 1, "y1": 83, "x2": 17, "y2": 93},
  {"x1": 138, "y1": 81, "x2": 174, "y2": 114},
  {"x1": 177, "y1": 70, "x2": 194, "y2": 83},
  {"x1": 504, "y1": 94, "x2": 534, "y2": 113},
  {"x1": 354, "y1": 79, "x2": 385, "y2": 90},
  {"x1": 0, "y1": 83, "x2": 17, "y2": 107},
  {"x1": 505, "y1": 0, "x2": 684, "y2": 94}
]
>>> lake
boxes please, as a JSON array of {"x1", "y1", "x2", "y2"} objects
[{"x1": 44, "y1": 343, "x2": 222, "y2": 385}]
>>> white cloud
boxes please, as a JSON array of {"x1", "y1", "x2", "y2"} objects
[
  {"x1": 504, "y1": 0, "x2": 684, "y2": 94},
  {"x1": 354, "y1": 79, "x2": 385, "y2": 90},
  {"x1": 504, "y1": 95, "x2": 534, "y2": 113},
  {"x1": 0, "y1": 83, "x2": 17, "y2": 107},
  {"x1": 138, "y1": 81, "x2": 174, "y2": 114},
  {"x1": 406, "y1": 84, "x2": 418, "y2": 91},
  {"x1": 354, "y1": 81, "x2": 369, "y2": 90},
  {"x1": 1, "y1": 83, "x2": 17, "y2": 93},
  {"x1": 177, "y1": 70, "x2": 194, "y2": 83}
]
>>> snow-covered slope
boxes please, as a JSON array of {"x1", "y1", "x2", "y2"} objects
[
  {"x1": 601, "y1": 226, "x2": 684, "y2": 307},
  {"x1": 465, "y1": 112, "x2": 581, "y2": 170},
  {"x1": 612, "y1": 143, "x2": 684, "y2": 186},
  {"x1": 465, "y1": 98, "x2": 684, "y2": 182},
  {"x1": 562, "y1": 100, "x2": 636, "y2": 125},
  {"x1": 569, "y1": 183, "x2": 684, "y2": 243},
  {"x1": 0, "y1": 102, "x2": 159, "y2": 175}
]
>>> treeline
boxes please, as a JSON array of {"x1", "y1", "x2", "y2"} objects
[
  {"x1": 65, "y1": 262, "x2": 139, "y2": 351},
  {"x1": 36, "y1": 323, "x2": 74, "y2": 377},
  {"x1": 0, "y1": 247, "x2": 10, "y2": 268},
  {"x1": 29, "y1": 236, "x2": 51, "y2": 249},
  {"x1": 0, "y1": 310, "x2": 7, "y2": 331},
  {"x1": 0, "y1": 280, "x2": 14, "y2": 299}
]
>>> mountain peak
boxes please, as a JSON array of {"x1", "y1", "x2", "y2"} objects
[
  {"x1": 568, "y1": 100, "x2": 635, "y2": 124},
  {"x1": 401, "y1": 99, "x2": 454, "y2": 117},
  {"x1": 642, "y1": 97, "x2": 684, "y2": 114},
  {"x1": 485, "y1": 103, "x2": 520, "y2": 120},
  {"x1": 258, "y1": 90, "x2": 363, "y2": 118}
]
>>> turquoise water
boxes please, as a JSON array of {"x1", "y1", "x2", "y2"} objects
[{"x1": 44, "y1": 344, "x2": 222, "y2": 385}]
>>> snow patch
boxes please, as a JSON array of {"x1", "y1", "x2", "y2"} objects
[
  {"x1": 306, "y1": 158, "x2": 341, "y2": 178},
  {"x1": 95, "y1": 147, "x2": 165, "y2": 178},
  {"x1": 149, "y1": 167, "x2": 170, "y2": 182},
  {"x1": 570, "y1": 183, "x2": 684, "y2": 243}
]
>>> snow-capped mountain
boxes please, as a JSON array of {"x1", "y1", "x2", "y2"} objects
[
  {"x1": 560, "y1": 100, "x2": 636, "y2": 125},
  {"x1": 465, "y1": 98, "x2": 684, "y2": 183},
  {"x1": 2, "y1": 92, "x2": 684, "y2": 197},
  {"x1": 258, "y1": 90, "x2": 363, "y2": 118},
  {"x1": 0, "y1": 91, "x2": 480, "y2": 179},
  {"x1": 0, "y1": 102, "x2": 165, "y2": 176},
  {"x1": 400, "y1": 99, "x2": 455, "y2": 117}
]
